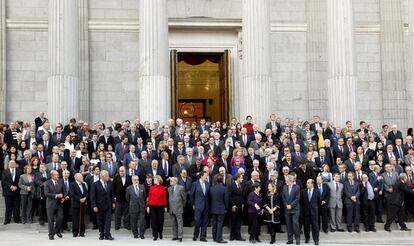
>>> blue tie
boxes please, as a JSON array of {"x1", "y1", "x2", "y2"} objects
[
  {"x1": 109, "y1": 164, "x2": 113, "y2": 176},
  {"x1": 308, "y1": 189, "x2": 312, "y2": 201}
]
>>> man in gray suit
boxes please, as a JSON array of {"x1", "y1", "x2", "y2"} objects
[
  {"x1": 327, "y1": 173, "x2": 345, "y2": 232},
  {"x1": 381, "y1": 164, "x2": 398, "y2": 212},
  {"x1": 44, "y1": 170, "x2": 64, "y2": 240},
  {"x1": 168, "y1": 177, "x2": 186, "y2": 242},
  {"x1": 172, "y1": 155, "x2": 190, "y2": 178},
  {"x1": 282, "y1": 175, "x2": 301, "y2": 245},
  {"x1": 101, "y1": 153, "x2": 119, "y2": 179},
  {"x1": 46, "y1": 154, "x2": 61, "y2": 172},
  {"x1": 125, "y1": 175, "x2": 146, "y2": 239}
]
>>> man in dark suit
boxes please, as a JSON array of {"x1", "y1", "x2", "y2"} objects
[
  {"x1": 125, "y1": 175, "x2": 146, "y2": 239},
  {"x1": 228, "y1": 173, "x2": 245, "y2": 241},
  {"x1": 309, "y1": 116, "x2": 322, "y2": 132},
  {"x1": 344, "y1": 172, "x2": 361, "y2": 232},
  {"x1": 70, "y1": 173, "x2": 88, "y2": 237},
  {"x1": 44, "y1": 170, "x2": 64, "y2": 240},
  {"x1": 66, "y1": 149, "x2": 82, "y2": 173},
  {"x1": 301, "y1": 179, "x2": 320, "y2": 245},
  {"x1": 215, "y1": 150, "x2": 231, "y2": 174},
  {"x1": 1, "y1": 160, "x2": 22, "y2": 224},
  {"x1": 209, "y1": 175, "x2": 229, "y2": 243},
  {"x1": 113, "y1": 167, "x2": 132, "y2": 230},
  {"x1": 190, "y1": 171, "x2": 210, "y2": 242},
  {"x1": 139, "y1": 121, "x2": 152, "y2": 144},
  {"x1": 384, "y1": 173, "x2": 414, "y2": 232},
  {"x1": 51, "y1": 125, "x2": 66, "y2": 147},
  {"x1": 238, "y1": 128, "x2": 252, "y2": 148},
  {"x1": 360, "y1": 174, "x2": 376, "y2": 232},
  {"x1": 98, "y1": 129, "x2": 114, "y2": 151},
  {"x1": 282, "y1": 175, "x2": 301, "y2": 245},
  {"x1": 387, "y1": 125, "x2": 403, "y2": 145},
  {"x1": 87, "y1": 134, "x2": 99, "y2": 158},
  {"x1": 91, "y1": 170, "x2": 116, "y2": 240},
  {"x1": 316, "y1": 176, "x2": 330, "y2": 233}
]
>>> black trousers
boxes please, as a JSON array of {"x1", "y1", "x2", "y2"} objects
[
  {"x1": 230, "y1": 208, "x2": 243, "y2": 240},
  {"x1": 212, "y1": 214, "x2": 225, "y2": 242},
  {"x1": 385, "y1": 204, "x2": 408, "y2": 229},
  {"x1": 62, "y1": 200, "x2": 71, "y2": 229},
  {"x1": 345, "y1": 203, "x2": 360, "y2": 229},
  {"x1": 304, "y1": 215, "x2": 319, "y2": 243},
  {"x1": 97, "y1": 208, "x2": 112, "y2": 237},
  {"x1": 362, "y1": 199, "x2": 376, "y2": 229},
  {"x1": 319, "y1": 203, "x2": 329, "y2": 232},
  {"x1": 4, "y1": 194, "x2": 20, "y2": 221},
  {"x1": 150, "y1": 206, "x2": 164, "y2": 238},
  {"x1": 183, "y1": 202, "x2": 194, "y2": 227},
  {"x1": 114, "y1": 201, "x2": 129, "y2": 229},
  {"x1": 46, "y1": 205, "x2": 63, "y2": 236},
  {"x1": 248, "y1": 213, "x2": 261, "y2": 240},
  {"x1": 72, "y1": 206, "x2": 86, "y2": 236},
  {"x1": 194, "y1": 208, "x2": 209, "y2": 240},
  {"x1": 374, "y1": 194, "x2": 384, "y2": 219},
  {"x1": 87, "y1": 200, "x2": 97, "y2": 227},
  {"x1": 35, "y1": 197, "x2": 47, "y2": 222}
]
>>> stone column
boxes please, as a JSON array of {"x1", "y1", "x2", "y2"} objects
[
  {"x1": 240, "y1": 0, "x2": 272, "y2": 128},
  {"x1": 48, "y1": 0, "x2": 80, "y2": 126},
  {"x1": 326, "y1": 0, "x2": 357, "y2": 126},
  {"x1": 0, "y1": 0, "x2": 6, "y2": 122},
  {"x1": 78, "y1": 0, "x2": 89, "y2": 122},
  {"x1": 138, "y1": 0, "x2": 170, "y2": 125},
  {"x1": 409, "y1": 0, "x2": 414, "y2": 125},
  {"x1": 306, "y1": 0, "x2": 328, "y2": 119}
]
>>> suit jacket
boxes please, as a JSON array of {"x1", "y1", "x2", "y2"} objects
[
  {"x1": 90, "y1": 180, "x2": 115, "y2": 211},
  {"x1": 190, "y1": 180, "x2": 210, "y2": 211},
  {"x1": 44, "y1": 179, "x2": 64, "y2": 209},
  {"x1": 125, "y1": 184, "x2": 146, "y2": 213},
  {"x1": 381, "y1": 171, "x2": 398, "y2": 193},
  {"x1": 168, "y1": 184, "x2": 187, "y2": 214},
  {"x1": 389, "y1": 180, "x2": 414, "y2": 206},
  {"x1": 212, "y1": 173, "x2": 233, "y2": 186},
  {"x1": 123, "y1": 152, "x2": 138, "y2": 168},
  {"x1": 317, "y1": 183, "x2": 330, "y2": 205},
  {"x1": 101, "y1": 162, "x2": 119, "y2": 178},
  {"x1": 1, "y1": 168, "x2": 21, "y2": 196},
  {"x1": 115, "y1": 143, "x2": 130, "y2": 163},
  {"x1": 51, "y1": 133, "x2": 66, "y2": 147},
  {"x1": 172, "y1": 163, "x2": 190, "y2": 178},
  {"x1": 98, "y1": 135, "x2": 115, "y2": 150},
  {"x1": 66, "y1": 156, "x2": 82, "y2": 172},
  {"x1": 87, "y1": 141, "x2": 99, "y2": 158},
  {"x1": 209, "y1": 183, "x2": 228, "y2": 215},
  {"x1": 238, "y1": 134, "x2": 252, "y2": 148},
  {"x1": 301, "y1": 188, "x2": 320, "y2": 216},
  {"x1": 113, "y1": 175, "x2": 132, "y2": 203},
  {"x1": 388, "y1": 131, "x2": 403, "y2": 145},
  {"x1": 327, "y1": 181, "x2": 343, "y2": 208},
  {"x1": 127, "y1": 132, "x2": 141, "y2": 146},
  {"x1": 18, "y1": 174, "x2": 35, "y2": 196},
  {"x1": 228, "y1": 182, "x2": 244, "y2": 209},
  {"x1": 69, "y1": 181, "x2": 88, "y2": 209},
  {"x1": 282, "y1": 184, "x2": 300, "y2": 213},
  {"x1": 343, "y1": 180, "x2": 360, "y2": 205}
]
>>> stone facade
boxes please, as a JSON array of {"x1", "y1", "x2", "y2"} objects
[{"x1": 2, "y1": 0, "x2": 413, "y2": 130}]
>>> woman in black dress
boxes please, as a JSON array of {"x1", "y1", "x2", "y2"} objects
[
  {"x1": 263, "y1": 183, "x2": 282, "y2": 244},
  {"x1": 247, "y1": 183, "x2": 263, "y2": 243}
]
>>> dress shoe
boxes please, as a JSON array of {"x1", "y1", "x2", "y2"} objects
[
  {"x1": 193, "y1": 237, "x2": 197, "y2": 241},
  {"x1": 230, "y1": 238, "x2": 235, "y2": 241},
  {"x1": 256, "y1": 238, "x2": 262, "y2": 243},
  {"x1": 236, "y1": 238, "x2": 246, "y2": 241},
  {"x1": 355, "y1": 228, "x2": 360, "y2": 233},
  {"x1": 73, "y1": 234, "x2": 78, "y2": 237},
  {"x1": 305, "y1": 239, "x2": 309, "y2": 243},
  {"x1": 296, "y1": 242, "x2": 300, "y2": 245},
  {"x1": 200, "y1": 239, "x2": 208, "y2": 242},
  {"x1": 14, "y1": 219, "x2": 22, "y2": 224},
  {"x1": 56, "y1": 232, "x2": 63, "y2": 238},
  {"x1": 115, "y1": 227, "x2": 120, "y2": 230},
  {"x1": 99, "y1": 236, "x2": 104, "y2": 240},
  {"x1": 172, "y1": 237, "x2": 179, "y2": 240},
  {"x1": 153, "y1": 237, "x2": 158, "y2": 241},
  {"x1": 217, "y1": 240, "x2": 228, "y2": 244},
  {"x1": 39, "y1": 220, "x2": 45, "y2": 226},
  {"x1": 3, "y1": 220, "x2": 10, "y2": 225},
  {"x1": 105, "y1": 235, "x2": 114, "y2": 240},
  {"x1": 49, "y1": 235, "x2": 54, "y2": 240},
  {"x1": 347, "y1": 228, "x2": 352, "y2": 233},
  {"x1": 315, "y1": 242, "x2": 319, "y2": 245},
  {"x1": 134, "y1": 235, "x2": 139, "y2": 239},
  {"x1": 140, "y1": 235, "x2": 145, "y2": 239},
  {"x1": 178, "y1": 238, "x2": 182, "y2": 242},
  {"x1": 159, "y1": 234, "x2": 163, "y2": 239},
  {"x1": 384, "y1": 227, "x2": 391, "y2": 232},
  {"x1": 337, "y1": 229, "x2": 345, "y2": 232},
  {"x1": 250, "y1": 239, "x2": 256, "y2": 244},
  {"x1": 323, "y1": 229, "x2": 328, "y2": 233},
  {"x1": 401, "y1": 228, "x2": 412, "y2": 231},
  {"x1": 286, "y1": 241, "x2": 294, "y2": 245},
  {"x1": 370, "y1": 228, "x2": 377, "y2": 232},
  {"x1": 330, "y1": 229, "x2": 336, "y2": 232},
  {"x1": 377, "y1": 218, "x2": 384, "y2": 223}
]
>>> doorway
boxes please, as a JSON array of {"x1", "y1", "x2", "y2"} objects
[{"x1": 171, "y1": 50, "x2": 232, "y2": 123}]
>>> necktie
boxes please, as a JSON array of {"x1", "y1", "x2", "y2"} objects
[
  {"x1": 399, "y1": 147, "x2": 403, "y2": 159},
  {"x1": 54, "y1": 180, "x2": 59, "y2": 193},
  {"x1": 135, "y1": 185, "x2": 139, "y2": 197},
  {"x1": 130, "y1": 169, "x2": 133, "y2": 176},
  {"x1": 55, "y1": 163, "x2": 58, "y2": 170},
  {"x1": 319, "y1": 185, "x2": 323, "y2": 195},
  {"x1": 39, "y1": 151, "x2": 43, "y2": 161},
  {"x1": 109, "y1": 164, "x2": 113, "y2": 176},
  {"x1": 321, "y1": 157, "x2": 324, "y2": 163},
  {"x1": 308, "y1": 189, "x2": 312, "y2": 201},
  {"x1": 335, "y1": 182, "x2": 339, "y2": 192},
  {"x1": 103, "y1": 182, "x2": 107, "y2": 191},
  {"x1": 57, "y1": 134, "x2": 61, "y2": 142},
  {"x1": 79, "y1": 183, "x2": 83, "y2": 194},
  {"x1": 11, "y1": 169, "x2": 15, "y2": 181},
  {"x1": 201, "y1": 182, "x2": 206, "y2": 195},
  {"x1": 164, "y1": 160, "x2": 168, "y2": 176},
  {"x1": 288, "y1": 186, "x2": 292, "y2": 196}
]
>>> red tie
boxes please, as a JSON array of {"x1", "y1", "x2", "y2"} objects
[
  {"x1": 54, "y1": 181, "x2": 59, "y2": 193},
  {"x1": 39, "y1": 152, "x2": 44, "y2": 162}
]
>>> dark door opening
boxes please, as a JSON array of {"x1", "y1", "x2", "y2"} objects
[{"x1": 170, "y1": 50, "x2": 231, "y2": 123}]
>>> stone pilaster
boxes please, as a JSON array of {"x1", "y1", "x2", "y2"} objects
[
  {"x1": 326, "y1": 0, "x2": 357, "y2": 126},
  {"x1": 240, "y1": 0, "x2": 272, "y2": 128},
  {"x1": 407, "y1": 0, "x2": 414, "y2": 125},
  {"x1": 138, "y1": 0, "x2": 170, "y2": 125},
  {"x1": 48, "y1": 0, "x2": 80, "y2": 126},
  {"x1": 0, "y1": 0, "x2": 6, "y2": 122},
  {"x1": 379, "y1": 0, "x2": 407, "y2": 130},
  {"x1": 306, "y1": 0, "x2": 328, "y2": 120},
  {"x1": 78, "y1": 0, "x2": 89, "y2": 122}
]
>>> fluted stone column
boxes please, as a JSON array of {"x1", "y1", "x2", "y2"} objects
[
  {"x1": 409, "y1": 0, "x2": 414, "y2": 124},
  {"x1": 240, "y1": 0, "x2": 272, "y2": 128},
  {"x1": 48, "y1": 0, "x2": 80, "y2": 126},
  {"x1": 138, "y1": 0, "x2": 170, "y2": 125},
  {"x1": 0, "y1": 0, "x2": 6, "y2": 122},
  {"x1": 326, "y1": 0, "x2": 357, "y2": 126},
  {"x1": 78, "y1": 0, "x2": 89, "y2": 122}
]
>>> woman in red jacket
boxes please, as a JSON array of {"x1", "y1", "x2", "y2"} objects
[{"x1": 147, "y1": 175, "x2": 167, "y2": 241}]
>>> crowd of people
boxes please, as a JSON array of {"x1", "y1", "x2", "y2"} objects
[{"x1": 1, "y1": 112, "x2": 414, "y2": 245}]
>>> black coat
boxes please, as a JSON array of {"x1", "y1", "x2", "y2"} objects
[
  {"x1": 113, "y1": 175, "x2": 132, "y2": 203},
  {"x1": 262, "y1": 192, "x2": 282, "y2": 223},
  {"x1": 90, "y1": 181, "x2": 115, "y2": 211},
  {"x1": 69, "y1": 182, "x2": 88, "y2": 209}
]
